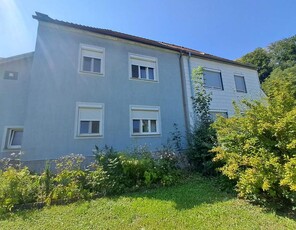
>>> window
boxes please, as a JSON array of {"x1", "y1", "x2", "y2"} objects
[
  {"x1": 203, "y1": 69, "x2": 223, "y2": 90},
  {"x1": 75, "y1": 102, "x2": 104, "y2": 137},
  {"x1": 234, "y1": 75, "x2": 247, "y2": 93},
  {"x1": 4, "y1": 71, "x2": 18, "y2": 80},
  {"x1": 129, "y1": 54, "x2": 158, "y2": 81},
  {"x1": 79, "y1": 44, "x2": 105, "y2": 75},
  {"x1": 209, "y1": 111, "x2": 228, "y2": 121},
  {"x1": 130, "y1": 106, "x2": 161, "y2": 135},
  {"x1": 4, "y1": 127, "x2": 23, "y2": 149}
]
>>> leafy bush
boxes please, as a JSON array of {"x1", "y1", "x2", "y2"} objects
[
  {"x1": 93, "y1": 145, "x2": 181, "y2": 193},
  {"x1": 212, "y1": 67, "x2": 296, "y2": 209},
  {"x1": 0, "y1": 167, "x2": 39, "y2": 213},
  {"x1": 186, "y1": 67, "x2": 218, "y2": 175}
]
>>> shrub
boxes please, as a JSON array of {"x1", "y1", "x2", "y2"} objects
[
  {"x1": 212, "y1": 67, "x2": 296, "y2": 209},
  {"x1": 0, "y1": 167, "x2": 39, "y2": 213},
  {"x1": 186, "y1": 67, "x2": 218, "y2": 175}
]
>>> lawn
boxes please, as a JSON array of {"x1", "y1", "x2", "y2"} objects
[{"x1": 0, "y1": 175, "x2": 295, "y2": 230}]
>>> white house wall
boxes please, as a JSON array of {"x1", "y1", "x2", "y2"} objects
[{"x1": 183, "y1": 56, "x2": 263, "y2": 127}]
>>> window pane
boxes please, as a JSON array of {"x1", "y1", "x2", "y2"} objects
[
  {"x1": 83, "y1": 57, "x2": 92, "y2": 71},
  {"x1": 142, "y1": 120, "x2": 149, "y2": 132},
  {"x1": 132, "y1": 65, "x2": 139, "y2": 78},
  {"x1": 150, "y1": 120, "x2": 157, "y2": 132},
  {"x1": 234, "y1": 76, "x2": 247, "y2": 92},
  {"x1": 204, "y1": 70, "x2": 223, "y2": 89},
  {"x1": 140, "y1": 66, "x2": 147, "y2": 79},
  {"x1": 148, "y1": 68, "x2": 154, "y2": 80},
  {"x1": 133, "y1": 119, "x2": 140, "y2": 133},
  {"x1": 80, "y1": 121, "x2": 90, "y2": 134},
  {"x1": 91, "y1": 121, "x2": 100, "y2": 134},
  {"x1": 210, "y1": 112, "x2": 228, "y2": 121},
  {"x1": 93, "y1": 58, "x2": 101, "y2": 73},
  {"x1": 11, "y1": 130, "x2": 23, "y2": 146}
]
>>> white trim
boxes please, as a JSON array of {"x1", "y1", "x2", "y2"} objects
[
  {"x1": 74, "y1": 102, "x2": 104, "y2": 139},
  {"x1": 128, "y1": 53, "x2": 159, "y2": 82},
  {"x1": 129, "y1": 105, "x2": 161, "y2": 137},
  {"x1": 1, "y1": 126, "x2": 24, "y2": 151},
  {"x1": 78, "y1": 44, "x2": 105, "y2": 76}
]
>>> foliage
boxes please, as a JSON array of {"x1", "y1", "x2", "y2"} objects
[
  {"x1": 2, "y1": 174, "x2": 296, "y2": 229},
  {"x1": 0, "y1": 167, "x2": 39, "y2": 214},
  {"x1": 237, "y1": 35, "x2": 296, "y2": 82},
  {"x1": 212, "y1": 67, "x2": 296, "y2": 209},
  {"x1": 236, "y1": 48, "x2": 272, "y2": 82},
  {"x1": 269, "y1": 35, "x2": 296, "y2": 70},
  {"x1": 186, "y1": 67, "x2": 218, "y2": 175},
  {"x1": 93, "y1": 145, "x2": 181, "y2": 193}
]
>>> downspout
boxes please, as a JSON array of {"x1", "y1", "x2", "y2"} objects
[
  {"x1": 187, "y1": 52, "x2": 195, "y2": 99},
  {"x1": 179, "y1": 52, "x2": 190, "y2": 134}
]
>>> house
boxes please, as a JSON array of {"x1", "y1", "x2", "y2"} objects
[{"x1": 0, "y1": 12, "x2": 262, "y2": 169}]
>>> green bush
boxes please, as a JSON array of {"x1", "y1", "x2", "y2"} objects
[
  {"x1": 186, "y1": 67, "x2": 219, "y2": 175},
  {"x1": 212, "y1": 67, "x2": 296, "y2": 209},
  {"x1": 0, "y1": 167, "x2": 39, "y2": 213}
]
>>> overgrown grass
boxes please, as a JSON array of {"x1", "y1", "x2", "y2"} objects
[{"x1": 0, "y1": 174, "x2": 295, "y2": 230}]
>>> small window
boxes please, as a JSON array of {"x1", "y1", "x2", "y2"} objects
[
  {"x1": 80, "y1": 44, "x2": 105, "y2": 75},
  {"x1": 76, "y1": 103, "x2": 104, "y2": 138},
  {"x1": 234, "y1": 75, "x2": 247, "y2": 93},
  {"x1": 4, "y1": 128, "x2": 23, "y2": 149},
  {"x1": 209, "y1": 111, "x2": 228, "y2": 121},
  {"x1": 4, "y1": 71, "x2": 18, "y2": 80},
  {"x1": 129, "y1": 54, "x2": 158, "y2": 81},
  {"x1": 130, "y1": 106, "x2": 161, "y2": 136},
  {"x1": 203, "y1": 69, "x2": 223, "y2": 90}
]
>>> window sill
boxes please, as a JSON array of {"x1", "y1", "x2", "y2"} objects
[
  {"x1": 236, "y1": 90, "x2": 247, "y2": 93},
  {"x1": 131, "y1": 133, "x2": 161, "y2": 137},
  {"x1": 79, "y1": 71, "x2": 104, "y2": 77},
  {"x1": 130, "y1": 78, "x2": 158, "y2": 83},
  {"x1": 75, "y1": 134, "x2": 103, "y2": 139}
]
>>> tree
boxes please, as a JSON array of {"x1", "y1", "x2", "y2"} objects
[
  {"x1": 212, "y1": 66, "x2": 296, "y2": 209},
  {"x1": 186, "y1": 67, "x2": 218, "y2": 175},
  {"x1": 237, "y1": 35, "x2": 296, "y2": 82},
  {"x1": 269, "y1": 35, "x2": 296, "y2": 70},
  {"x1": 237, "y1": 48, "x2": 272, "y2": 82}
]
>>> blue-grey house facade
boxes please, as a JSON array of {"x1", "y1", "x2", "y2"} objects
[{"x1": 0, "y1": 12, "x2": 262, "y2": 165}]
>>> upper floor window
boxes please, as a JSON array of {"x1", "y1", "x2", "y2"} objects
[
  {"x1": 4, "y1": 71, "x2": 18, "y2": 80},
  {"x1": 234, "y1": 75, "x2": 247, "y2": 93},
  {"x1": 129, "y1": 54, "x2": 158, "y2": 81},
  {"x1": 79, "y1": 44, "x2": 105, "y2": 75},
  {"x1": 75, "y1": 102, "x2": 104, "y2": 138},
  {"x1": 130, "y1": 105, "x2": 161, "y2": 136},
  {"x1": 203, "y1": 69, "x2": 223, "y2": 90}
]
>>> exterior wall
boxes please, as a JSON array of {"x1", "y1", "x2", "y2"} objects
[
  {"x1": 0, "y1": 55, "x2": 33, "y2": 157},
  {"x1": 182, "y1": 56, "x2": 263, "y2": 126},
  {"x1": 21, "y1": 22, "x2": 187, "y2": 161}
]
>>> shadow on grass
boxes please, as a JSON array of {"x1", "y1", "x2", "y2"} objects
[{"x1": 118, "y1": 174, "x2": 236, "y2": 210}]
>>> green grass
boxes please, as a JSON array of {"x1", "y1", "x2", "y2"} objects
[{"x1": 0, "y1": 175, "x2": 295, "y2": 230}]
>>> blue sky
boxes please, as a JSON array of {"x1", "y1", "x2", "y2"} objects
[{"x1": 0, "y1": 0, "x2": 295, "y2": 60}]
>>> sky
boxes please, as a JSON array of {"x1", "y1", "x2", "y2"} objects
[{"x1": 0, "y1": 0, "x2": 295, "y2": 60}]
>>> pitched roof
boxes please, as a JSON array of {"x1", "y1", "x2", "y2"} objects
[
  {"x1": 0, "y1": 52, "x2": 34, "y2": 64},
  {"x1": 33, "y1": 12, "x2": 256, "y2": 70}
]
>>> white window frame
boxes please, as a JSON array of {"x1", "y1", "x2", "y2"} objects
[
  {"x1": 79, "y1": 44, "x2": 105, "y2": 76},
  {"x1": 203, "y1": 68, "x2": 224, "y2": 90},
  {"x1": 1, "y1": 126, "x2": 24, "y2": 151},
  {"x1": 209, "y1": 110, "x2": 228, "y2": 121},
  {"x1": 129, "y1": 53, "x2": 158, "y2": 82},
  {"x1": 130, "y1": 105, "x2": 161, "y2": 136},
  {"x1": 234, "y1": 75, "x2": 247, "y2": 93},
  {"x1": 75, "y1": 102, "x2": 104, "y2": 139}
]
